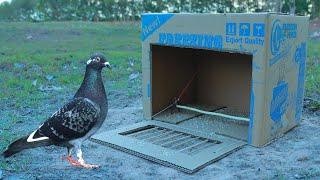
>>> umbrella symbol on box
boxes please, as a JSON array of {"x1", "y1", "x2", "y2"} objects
[{"x1": 239, "y1": 23, "x2": 250, "y2": 36}]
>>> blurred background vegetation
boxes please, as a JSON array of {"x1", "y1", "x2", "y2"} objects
[{"x1": 0, "y1": 0, "x2": 319, "y2": 22}]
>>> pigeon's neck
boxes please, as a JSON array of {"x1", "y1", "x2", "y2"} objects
[{"x1": 75, "y1": 68, "x2": 106, "y2": 103}]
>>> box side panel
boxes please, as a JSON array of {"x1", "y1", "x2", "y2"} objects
[
  {"x1": 141, "y1": 14, "x2": 175, "y2": 119},
  {"x1": 151, "y1": 46, "x2": 197, "y2": 114},
  {"x1": 141, "y1": 40, "x2": 151, "y2": 118},
  {"x1": 259, "y1": 15, "x2": 309, "y2": 146},
  {"x1": 142, "y1": 67, "x2": 151, "y2": 119}
]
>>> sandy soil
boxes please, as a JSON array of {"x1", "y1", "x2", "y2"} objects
[{"x1": 1, "y1": 97, "x2": 319, "y2": 180}]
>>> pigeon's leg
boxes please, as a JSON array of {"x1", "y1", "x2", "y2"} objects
[
  {"x1": 75, "y1": 146, "x2": 99, "y2": 169},
  {"x1": 65, "y1": 147, "x2": 82, "y2": 167}
]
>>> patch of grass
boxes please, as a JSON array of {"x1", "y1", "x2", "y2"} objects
[{"x1": 306, "y1": 39, "x2": 320, "y2": 97}]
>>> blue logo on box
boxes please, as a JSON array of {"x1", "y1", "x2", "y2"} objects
[
  {"x1": 239, "y1": 23, "x2": 250, "y2": 36},
  {"x1": 226, "y1": 23, "x2": 236, "y2": 36},
  {"x1": 269, "y1": 19, "x2": 297, "y2": 66},
  {"x1": 271, "y1": 20, "x2": 283, "y2": 55},
  {"x1": 253, "y1": 23, "x2": 265, "y2": 37},
  {"x1": 141, "y1": 13, "x2": 174, "y2": 41},
  {"x1": 270, "y1": 81, "x2": 289, "y2": 122}
]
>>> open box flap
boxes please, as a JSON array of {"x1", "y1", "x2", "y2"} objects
[{"x1": 91, "y1": 121, "x2": 246, "y2": 174}]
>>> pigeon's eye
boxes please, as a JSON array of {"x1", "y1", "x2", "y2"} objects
[
  {"x1": 86, "y1": 56, "x2": 106, "y2": 66},
  {"x1": 91, "y1": 57, "x2": 100, "y2": 63}
]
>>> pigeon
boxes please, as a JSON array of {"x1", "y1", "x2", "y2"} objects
[{"x1": 2, "y1": 53, "x2": 111, "y2": 168}]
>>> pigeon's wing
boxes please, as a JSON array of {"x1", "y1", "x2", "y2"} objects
[{"x1": 33, "y1": 97, "x2": 101, "y2": 143}]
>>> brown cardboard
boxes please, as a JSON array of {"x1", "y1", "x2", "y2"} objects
[
  {"x1": 92, "y1": 120, "x2": 245, "y2": 173},
  {"x1": 151, "y1": 45, "x2": 253, "y2": 114},
  {"x1": 91, "y1": 13, "x2": 309, "y2": 173},
  {"x1": 141, "y1": 13, "x2": 309, "y2": 147}
]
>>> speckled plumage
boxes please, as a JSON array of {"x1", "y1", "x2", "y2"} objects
[{"x1": 33, "y1": 97, "x2": 101, "y2": 142}]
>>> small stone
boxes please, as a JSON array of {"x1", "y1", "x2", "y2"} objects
[
  {"x1": 39, "y1": 85, "x2": 62, "y2": 92},
  {"x1": 297, "y1": 156, "x2": 309, "y2": 161},
  {"x1": 257, "y1": 151, "x2": 264, "y2": 155},
  {"x1": 129, "y1": 73, "x2": 139, "y2": 81},
  {"x1": 129, "y1": 61, "x2": 134, "y2": 67},
  {"x1": 14, "y1": 63, "x2": 25, "y2": 69},
  {"x1": 93, "y1": 174, "x2": 103, "y2": 178},
  {"x1": 22, "y1": 109, "x2": 32, "y2": 116},
  {"x1": 45, "y1": 75, "x2": 54, "y2": 81},
  {"x1": 51, "y1": 86, "x2": 62, "y2": 91},
  {"x1": 26, "y1": 35, "x2": 33, "y2": 40},
  {"x1": 294, "y1": 174, "x2": 302, "y2": 179},
  {"x1": 32, "y1": 79, "x2": 37, "y2": 86}
]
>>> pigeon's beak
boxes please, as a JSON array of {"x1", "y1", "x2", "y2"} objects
[{"x1": 103, "y1": 62, "x2": 111, "y2": 69}]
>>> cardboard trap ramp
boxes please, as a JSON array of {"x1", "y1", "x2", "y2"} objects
[{"x1": 91, "y1": 121, "x2": 246, "y2": 174}]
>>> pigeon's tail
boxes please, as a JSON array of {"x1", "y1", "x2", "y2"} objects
[{"x1": 2, "y1": 136, "x2": 52, "y2": 158}]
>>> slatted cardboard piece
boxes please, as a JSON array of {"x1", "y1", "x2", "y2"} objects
[{"x1": 92, "y1": 13, "x2": 309, "y2": 173}]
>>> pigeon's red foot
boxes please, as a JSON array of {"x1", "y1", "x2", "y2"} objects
[
  {"x1": 64, "y1": 155, "x2": 99, "y2": 169},
  {"x1": 66, "y1": 156, "x2": 82, "y2": 167}
]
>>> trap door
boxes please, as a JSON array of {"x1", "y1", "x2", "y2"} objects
[{"x1": 91, "y1": 120, "x2": 245, "y2": 173}]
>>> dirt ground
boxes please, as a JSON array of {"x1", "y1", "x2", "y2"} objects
[{"x1": 0, "y1": 94, "x2": 319, "y2": 180}]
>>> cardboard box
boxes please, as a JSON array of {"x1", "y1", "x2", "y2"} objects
[
  {"x1": 92, "y1": 13, "x2": 309, "y2": 173},
  {"x1": 141, "y1": 13, "x2": 309, "y2": 146}
]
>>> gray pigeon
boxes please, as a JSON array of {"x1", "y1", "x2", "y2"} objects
[{"x1": 2, "y1": 53, "x2": 111, "y2": 168}]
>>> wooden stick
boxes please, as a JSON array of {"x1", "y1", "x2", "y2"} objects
[{"x1": 176, "y1": 105, "x2": 250, "y2": 122}]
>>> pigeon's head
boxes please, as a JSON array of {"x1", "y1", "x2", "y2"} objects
[{"x1": 86, "y1": 53, "x2": 111, "y2": 70}]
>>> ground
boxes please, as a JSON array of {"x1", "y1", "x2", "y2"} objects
[{"x1": 0, "y1": 21, "x2": 319, "y2": 179}]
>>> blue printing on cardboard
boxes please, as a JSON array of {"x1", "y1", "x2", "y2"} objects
[
  {"x1": 248, "y1": 87, "x2": 255, "y2": 144},
  {"x1": 158, "y1": 33, "x2": 223, "y2": 49},
  {"x1": 225, "y1": 22, "x2": 265, "y2": 46},
  {"x1": 226, "y1": 22, "x2": 265, "y2": 37},
  {"x1": 294, "y1": 42, "x2": 306, "y2": 122},
  {"x1": 269, "y1": 19, "x2": 297, "y2": 66},
  {"x1": 270, "y1": 81, "x2": 289, "y2": 122},
  {"x1": 226, "y1": 23, "x2": 237, "y2": 36},
  {"x1": 271, "y1": 20, "x2": 282, "y2": 55},
  {"x1": 269, "y1": 45, "x2": 292, "y2": 66},
  {"x1": 141, "y1": 13, "x2": 174, "y2": 41},
  {"x1": 239, "y1": 23, "x2": 250, "y2": 36}
]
